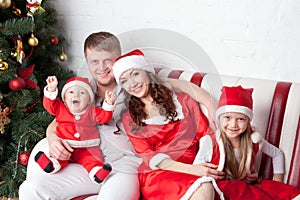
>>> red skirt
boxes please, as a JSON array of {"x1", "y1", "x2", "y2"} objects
[
  {"x1": 139, "y1": 170, "x2": 201, "y2": 200},
  {"x1": 217, "y1": 179, "x2": 300, "y2": 200}
]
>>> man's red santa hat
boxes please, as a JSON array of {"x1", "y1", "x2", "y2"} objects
[
  {"x1": 113, "y1": 49, "x2": 155, "y2": 84},
  {"x1": 61, "y1": 77, "x2": 94, "y2": 103},
  {"x1": 216, "y1": 85, "x2": 254, "y2": 121}
]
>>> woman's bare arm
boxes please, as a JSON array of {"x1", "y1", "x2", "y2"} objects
[
  {"x1": 168, "y1": 78, "x2": 217, "y2": 129},
  {"x1": 158, "y1": 159, "x2": 225, "y2": 180}
]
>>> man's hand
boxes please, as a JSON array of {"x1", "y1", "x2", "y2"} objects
[
  {"x1": 48, "y1": 134, "x2": 73, "y2": 160},
  {"x1": 46, "y1": 119, "x2": 73, "y2": 160}
]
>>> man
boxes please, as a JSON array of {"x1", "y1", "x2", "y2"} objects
[{"x1": 19, "y1": 32, "x2": 224, "y2": 199}]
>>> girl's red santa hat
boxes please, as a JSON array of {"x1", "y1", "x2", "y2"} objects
[
  {"x1": 216, "y1": 85, "x2": 254, "y2": 120},
  {"x1": 113, "y1": 49, "x2": 155, "y2": 84},
  {"x1": 61, "y1": 77, "x2": 94, "y2": 103}
]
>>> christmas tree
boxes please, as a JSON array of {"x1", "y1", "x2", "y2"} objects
[{"x1": 0, "y1": 0, "x2": 74, "y2": 197}]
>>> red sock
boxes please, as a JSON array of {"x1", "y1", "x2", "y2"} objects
[
  {"x1": 34, "y1": 151, "x2": 54, "y2": 173},
  {"x1": 94, "y1": 163, "x2": 112, "y2": 183}
]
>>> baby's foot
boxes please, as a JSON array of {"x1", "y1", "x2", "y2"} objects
[
  {"x1": 35, "y1": 151, "x2": 54, "y2": 173},
  {"x1": 94, "y1": 163, "x2": 112, "y2": 183}
]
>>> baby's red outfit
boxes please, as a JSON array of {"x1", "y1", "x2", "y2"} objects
[{"x1": 35, "y1": 77, "x2": 114, "y2": 184}]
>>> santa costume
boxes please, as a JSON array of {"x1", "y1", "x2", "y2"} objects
[
  {"x1": 35, "y1": 76, "x2": 114, "y2": 183},
  {"x1": 113, "y1": 49, "x2": 224, "y2": 200},
  {"x1": 194, "y1": 85, "x2": 300, "y2": 200}
]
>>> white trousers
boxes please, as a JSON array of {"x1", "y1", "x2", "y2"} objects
[{"x1": 19, "y1": 138, "x2": 140, "y2": 200}]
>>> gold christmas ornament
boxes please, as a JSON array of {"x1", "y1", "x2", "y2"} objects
[
  {"x1": 13, "y1": 7, "x2": 21, "y2": 16},
  {"x1": 59, "y1": 52, "x2": 68, "y2": 62},
  {"x1": 28, "y1": 34, "x2": 39, "y2": 46},
  {"x1": 0, "y1": 59, "x2": 8, "y2": 70},
  {"x1": 0, "y1": 104, "x2": 11, "y2": 134},
  {"x1": 0, "y1": 0, "x2": 11, "y2": 9}
]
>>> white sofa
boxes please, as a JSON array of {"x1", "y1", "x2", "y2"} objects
[
  {"x1": 156, "y1": 68, "x2": 300, "y2": 187},
  {"x1": 73, "y1": 68, "x2": 300, "y2": 200}
]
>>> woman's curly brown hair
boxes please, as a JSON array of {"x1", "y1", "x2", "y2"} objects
[{"x1": 120, "y1": 71, "x2": 178, "y2": 133}]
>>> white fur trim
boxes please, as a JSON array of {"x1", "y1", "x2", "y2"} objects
[
  {"x1": 102, "y1": 100, "x2": 115, "y2": 111},
  {"x1": 43, "y1": 86, "x2": 58, "y2": 100},
  {"x1": 65, "y1": 138, "x2": 100, "y2": 148},
  {"x1": 61, "y1": 80, "x2": 94, "y2": 103},
  {"x1": 149, "y1": 153, "x2": 171, "y2": 170},
  {"x1": 89, "y1": 166, "x2": 102, "y2": 184},
  {"x1": 49, "y1": 157, "x2": 61, "y2": 174},
  {"x1": 193, "y1": 135, "x2": 213, "y2": 165},
  {"x1": 180, "y1": 176, "x2": 224, "y2": 200},
  {"x1": 216, "y1": 105, "x2": 253, "y2": 120},
  {"x1": 113, "y1": 55, "x2": 155, "y2": 84}
]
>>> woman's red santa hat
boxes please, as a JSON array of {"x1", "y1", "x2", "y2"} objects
[
  {"x1": 216, "y1": 85, "x2": 254, "y2": 121},
  {"x1": 61, "y1": 77, "x2": 94, "y2": 103},
  {"x1": 112, "y1": 49, "x2": 155, "y2": 84}
]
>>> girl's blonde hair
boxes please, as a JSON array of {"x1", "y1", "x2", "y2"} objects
[{"x1": 221, "y1": 125, "x2": 254, "y2": 179}]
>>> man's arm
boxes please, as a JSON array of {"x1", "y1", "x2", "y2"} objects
[
  {"x1": 46, "y1": 119, "x2": 73, "y2": 160},
  {"x1": 168, "y1": 78, "x2": 217, "y2": 129}
]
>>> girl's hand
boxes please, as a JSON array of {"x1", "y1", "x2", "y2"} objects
[{"x1": 244, "y1": 167, "x2": 261, "y2": 184}]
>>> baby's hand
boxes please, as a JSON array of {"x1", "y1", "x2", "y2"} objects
[
  {"x1": 46, "y1": 76, "x2": 58, "y2": 92},
  {"x1": 105, "y1": 90, "x2": 117, "y2": 105}
]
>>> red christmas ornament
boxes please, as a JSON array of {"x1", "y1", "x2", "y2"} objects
[
  {"x1": 9, "y1": 77, "x2": 26, "y2": 91},
  {"x1": 51, "y1": 37, "x2": 59, "y2": 45},
  {"x1": 18, "y1": 151, "x2": 31, "y2": 166}
]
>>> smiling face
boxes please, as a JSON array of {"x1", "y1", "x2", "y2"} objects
[
  {"x1": 119, "y1": 68, "x2": 150, "y2": 99},
  {"x1": 85, "y1": 48, "x2": 120, "y2": 88},
  {"x1": 219, "y1": 112, "x2": 250, "y2": 144},
  {"x1": 64, "y1": 85, "x2": 91, "y2": 113}
]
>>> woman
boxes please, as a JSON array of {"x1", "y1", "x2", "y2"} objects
[{"x1": 113, "y1": 49, "x2": 225, "y2": 200}]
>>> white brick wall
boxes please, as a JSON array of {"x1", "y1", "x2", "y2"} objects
[{"x1": 48, "y1": 0, "x2": 300, "y2": 83}]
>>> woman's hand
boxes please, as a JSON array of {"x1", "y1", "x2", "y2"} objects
[{"x1": 192, "y1": 162, "x2": 226, "y2": 180}]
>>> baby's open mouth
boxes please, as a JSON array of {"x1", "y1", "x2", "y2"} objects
[{"x1": 72, "y1": 100, "x2": 80, "y2": 105}]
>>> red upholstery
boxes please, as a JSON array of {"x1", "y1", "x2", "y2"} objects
[
  {"x1": 259, "y1": 82, "x2": 292, "y2": 179},
  {"x1": 287, "y1": 117, "x2": 300, "y2": 188}
]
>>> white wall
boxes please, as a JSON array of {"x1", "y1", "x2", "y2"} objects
[{"x1": 48, "y1": 0, "x2": 300, "y2": 83}]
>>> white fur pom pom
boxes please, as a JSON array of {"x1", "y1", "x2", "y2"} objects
[{"x1": 251, "y1": 132, "x2": 263, "y2": 143}]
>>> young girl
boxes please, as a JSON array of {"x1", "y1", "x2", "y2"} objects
[
  {"x1": 35, "y1": 76, "x2": 116, "y2": 184},
  {"x1": 112, "y1": 49, "x2": 225, "y2": 200},
  {"x1": 194, "y1": 85, "x2": 300, "y2": 200}
]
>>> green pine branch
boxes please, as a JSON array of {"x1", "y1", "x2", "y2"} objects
[{"x1": 0, "y1": 17, "x2": 34, "y2": 36}]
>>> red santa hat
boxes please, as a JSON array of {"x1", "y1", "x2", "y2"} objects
[
  {"x1": 216, "y1": 85, "x2": 254, "y2": 120},
  {"x1": 113, "y1": 49, "x2": 155, "y2": 84},
  {"x1": 61, "y1": 77, "x2": 94, "y2": 103}
]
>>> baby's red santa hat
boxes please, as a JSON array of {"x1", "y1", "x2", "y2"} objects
[
  {"x1": 216, "y1": 85, "x2": 254, "y2": 121},
  {"x1": 61, "y1": 77, "x2": 94, "y2": 103},
  {"x1": 113, "y1": 49, "x2": 155, "y2": 84}
]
